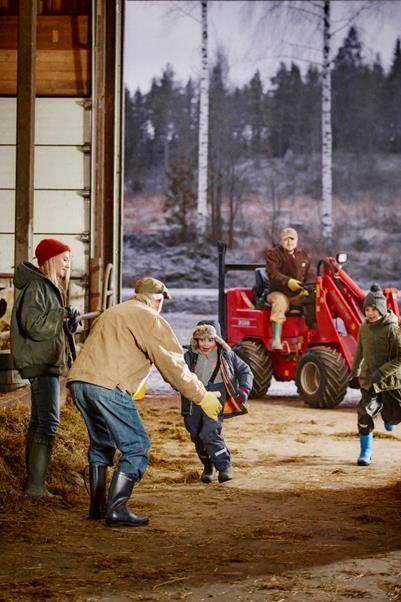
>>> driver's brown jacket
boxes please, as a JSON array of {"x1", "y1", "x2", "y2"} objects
[{"x1": 266, "y1": 245, "x2": 314, "y2": 297}]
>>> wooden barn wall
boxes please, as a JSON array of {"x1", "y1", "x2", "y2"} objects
[
  {"x1": 0, "y1": 0, "x2": 123, "y2": 312},
  {"x1": 0, "y1": 1, "x2": 91, "y2": 96}
]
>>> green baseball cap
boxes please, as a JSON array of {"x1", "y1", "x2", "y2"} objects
[{"x1": 134, "y1": 277, "x2": 171, "y2": 299}]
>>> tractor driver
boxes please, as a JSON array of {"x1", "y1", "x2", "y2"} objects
[{"x1": 266, "y1": 227, "x2": 314, "y2": 349}]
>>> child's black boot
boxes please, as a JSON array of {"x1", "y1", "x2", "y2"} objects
[
  {"x1": 218, "y1": 465, "x2": 233, "y2": 483},
  {"x1": 201, "y1": 460, "x2": 217, "y2": 483}
]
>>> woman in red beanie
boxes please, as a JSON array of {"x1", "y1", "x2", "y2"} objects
[{"x1": 11, "y1": 239, "x2": 81, "y2": 497}]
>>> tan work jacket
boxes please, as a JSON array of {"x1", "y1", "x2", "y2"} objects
[{"x1": 67, "y1": 295, "x2": 206, "y2": 402}]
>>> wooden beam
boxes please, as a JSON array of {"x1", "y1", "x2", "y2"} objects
[
  {"x1": 103, "y1": 0, "x2": 116, "y2": 266},
  {"x1": 89, "y1": 0, "x2": 105, "y2": 312},
  {"x1": 15, "y1": 0, "x2": 37, "y2": 266}
]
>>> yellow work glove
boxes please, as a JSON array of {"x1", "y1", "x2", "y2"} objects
[
  {"x1": 132, "y1": 380, "x2": 147, "y2": 401},
  {"x1": 291, "y1": 288, "x2": 309, "y2": 304},
  {"x1": 199, "y1": 391, "x2": 222, "y2": 421},
  {"x1": 298, "y1": 288, "x2": 309, "y2": 297},
  {"x1": 288, "y1": 278, "x2": 303, "y2": 292}
]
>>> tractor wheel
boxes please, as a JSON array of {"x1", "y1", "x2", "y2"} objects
[
  {"x1": 232, "y1": 340, "x2": 273, "y2": 399},
  {"x1": 295, "y1": 346, "x2": 349, "y2": 409}
]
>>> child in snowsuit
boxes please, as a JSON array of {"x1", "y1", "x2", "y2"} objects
[
  {"x1": 181, "y1": 321, "x2": 253, "y2": 483},
  {"x1": 349, "y1": 284, "x2": 401, "y2": 466}
]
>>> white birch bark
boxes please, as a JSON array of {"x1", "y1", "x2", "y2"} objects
[
  {"x1": 321, "y1": 0, "x2": 333, "y2": 248},
  {"x1": 197, "y1": 0, "x2": 209, "y2": 238}
]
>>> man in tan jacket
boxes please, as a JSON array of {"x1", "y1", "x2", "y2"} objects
[{"x1": 67, "y1": 277, "x2": 221, "y2": 528}]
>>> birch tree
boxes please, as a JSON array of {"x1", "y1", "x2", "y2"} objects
[
  {"x1": 161, "y1": 0, "x2": 212, "y2": 240},
  {"x1": 321, "y1": 0, "x2": 332, "y2": 248},
  {"x1": 197, "y1": 0, "x2": 209, "y2": 239},
  {"x1": 243, "y1": 0, "x2": 388, "y2": 251},
  {"x1": 243, "y1": 0, "x2": 332, "y2": 246}
]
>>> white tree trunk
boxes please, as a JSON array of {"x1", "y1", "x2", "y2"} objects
[
  {"x1": 197, "y1": 0, "x2": 209, "y2": 238},
  {"x1": 321, "y1": 0, "x2": 333, "y2": 248}
]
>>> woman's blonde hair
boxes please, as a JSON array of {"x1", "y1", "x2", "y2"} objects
[{"x1": 41, "y1": 256, "x2": 70, "y2": 300}]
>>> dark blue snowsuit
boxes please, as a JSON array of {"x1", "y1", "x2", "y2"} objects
[{"x1": 181, "y1": 344, "x2": 253, "y2": 471}]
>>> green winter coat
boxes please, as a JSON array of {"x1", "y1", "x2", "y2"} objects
[
  {"x1": 11, "y1": 262, "x2": 68, "y2": 378},
  {"x1": 351, "y1": 311, "x2": 401, "y2": 392}
]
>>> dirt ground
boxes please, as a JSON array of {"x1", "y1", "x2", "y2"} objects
[{"x1": 1, "y1": 391, "x2": 401, "y2": 602}]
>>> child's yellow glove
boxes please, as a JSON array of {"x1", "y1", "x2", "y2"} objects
[{"x1": 199, "y1": 391, "x2": 222, "y2": 421}]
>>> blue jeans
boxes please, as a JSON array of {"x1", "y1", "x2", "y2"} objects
[
  {"x1": 29, "y1": 376, "x2": 61, "y2": 436},
  {"x1": 68, "y1": 381, "x2": 151, "y2": 480}
]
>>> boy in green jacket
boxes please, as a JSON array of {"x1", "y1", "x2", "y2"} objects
[{"x1": 349, "y1": 284, "x2": 401, "y2": 466}]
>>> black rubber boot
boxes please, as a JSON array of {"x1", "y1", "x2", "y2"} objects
[
  {"x1": 89, "y1": 464, "x2": 108, "y2": 520},
  {"x1": 105, "y1": 471, "x2": 149, "y2": 528},
  {"x1": 218, "y1": 465, "x2": 233, "y2": 483},
  {"x1": 25, "y1": 427, "x2": 36, "y2": 473},
  {"x1": 25, "y1": 433, "x2": 54, "y2": 497},
  {"x1": 200, "y1": 460, "x2": 217, "y2": 483}
]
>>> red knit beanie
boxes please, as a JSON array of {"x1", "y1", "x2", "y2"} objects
[{"x1": 35, "y1": 239, "x2": 71, "y2": 267}]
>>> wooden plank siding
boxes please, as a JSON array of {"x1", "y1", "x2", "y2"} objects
[{"x1": 0, "y1": 15, "x2": 90, "y2": 96}]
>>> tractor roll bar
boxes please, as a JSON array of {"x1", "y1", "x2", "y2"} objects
[{"x1": 217, "y1": 241, "x2": 264, "y2": 340}]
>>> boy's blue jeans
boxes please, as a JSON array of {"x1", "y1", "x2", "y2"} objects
[
  {"x1": 29, "y1": 375, "x2": 60, "y2": 436},
  {"x1": 68, "y1": 381, "x2": 151, "y2": 480}
]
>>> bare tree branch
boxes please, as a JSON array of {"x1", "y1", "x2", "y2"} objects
[{"x1": 168, "y1": 0, "x2": 200, "y2": 23}]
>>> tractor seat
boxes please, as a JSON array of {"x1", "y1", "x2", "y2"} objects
[{"x1": 252, "y1": 267, "x2": 303, "y2": 315}]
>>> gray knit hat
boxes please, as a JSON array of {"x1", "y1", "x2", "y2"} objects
[{"x1": 363, "y1": 284, "x2": 387, "y2": 317}]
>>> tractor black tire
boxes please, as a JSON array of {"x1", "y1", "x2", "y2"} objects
[
  {"x1": 295, "y1": 346, "x2": 349, "y2": 409},
  {"x1": 232, "y1": 340, "x2": 273, "y2": 399}
]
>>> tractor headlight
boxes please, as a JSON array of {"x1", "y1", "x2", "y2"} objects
[{"x1": 336, "y1": 252, "x2": 347, "y2": 265}]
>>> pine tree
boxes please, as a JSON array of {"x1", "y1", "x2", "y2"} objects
[
  {"x1": 147, "y1": 65, "x2": 179, "y2": 187},
  {"x1": 164, "y1": 159, "x2": 197, "y2": 242},
  {"x1": 302, "y1": 65, "x2": 321, "y2": 155},
  {"x1": 269, "y1": 62, "x2": 304, "y2": 157},
  {"x1": 124, "y1": 87, "x2": 149, "y2": 193},
  {"x1": 209, "y1": 51, "x2": 230, "y2": 241},
  {"x1": 332, "y1": 26, "x2": 365, "y2": 151},
  {"x1": 386, "y1": 38, "x2": 401, "y2": 152},
  {"x1": 245, "y1": 70, "x2": 265, "y2": 153}
]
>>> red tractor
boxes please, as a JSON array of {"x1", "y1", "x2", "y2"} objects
[{"x1": 217, "y1": 241, "x2": 400, "y2": 408}]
